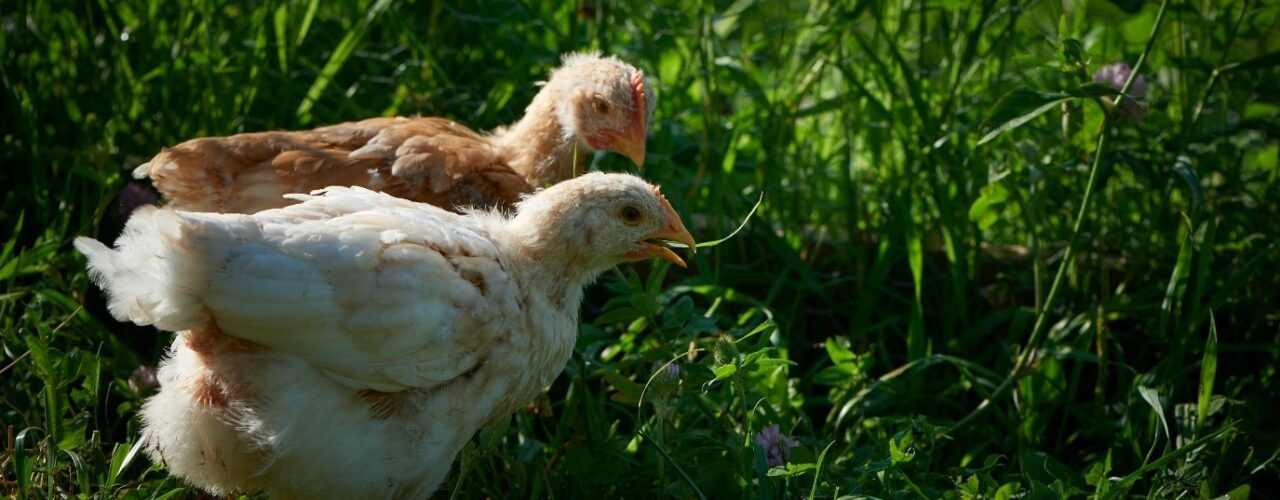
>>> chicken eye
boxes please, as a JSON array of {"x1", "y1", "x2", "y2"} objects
[
  {"x1": 593, "y1": 97, "x2": 611, "y2": 115},
  {"x1": 620, "y1": 206, "x2": 641, "y2": 224}
]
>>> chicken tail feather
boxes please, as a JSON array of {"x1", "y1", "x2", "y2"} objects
[
  {"x1": 131, "y1": 161, "x2": 153, "y2": 179},
  {"x1": 75, "y1": 206, "x2": 208, "y2": 331}
]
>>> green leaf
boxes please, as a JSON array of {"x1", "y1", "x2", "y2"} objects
[
  {"x1": 594, "y1": 362, "x2": 644, "y2": 404},
  {"x1": 751, "y1": 357, "x2": 797, "y2": 370},
  {"x1": 295, "y1": 0, "x2": 394, "y2": 122},
  {"x1": 1207, "y1": 242, "x2": 1277, "y2": 315},
  {"x1": 0, "y1": 242, "x2": 57, "y2": 281},
  {"x1": 645, "y1": 257, "x2": 671, "y2": 296},
  {"x1": 667, "y1": 295, "x2": 694, "y2": 327},
  {"x1": 116, "y1": 438, "x2": 146, "y2": 484},
  {"x1": 1172, "y1": 156, "x2": 1204, "y2": 213},
  {"x1": 741, "y1": 348, "x2": 772, "y2": 367},
  {"x1": 712, "y1": 0, "x2": 758, "y2": 37},
  {"x1": 1160, "y1": 219, "x2": 1194, "y2": 337},
  {"x1": 712, "y1": 363, "x2": 739, "y2": 381},
  {"x1": 1020, "y1": 450, "x2": 1088, "y2": 495},
  {"x1": 1220, "y1": 484, "x2": 1251, "y2": 500},
  {"x1": 813, "y1": 366, "x2": 851, "y2": 385},
  {"x1": 273, "y1": 4, "x2": 289, "y2": 73},
  {"x1": 1157, "y1": 213, "x2": 1192, "y2": 337},
  {"x1": 905, "y1": 220, "x2": 925, "y2": 361},
  {"x1": 1197, "y1": 312, "x2": 1218, "y2": 429},
  {"x1": 0, "y1": 211, "x2": 23, "y2": 266},
  {"x1": 1104, "y1": 423, "x2": 1234, "y2": 499},
  {"x1": 978, "y1": 87, "x2": 1073, "y2": 145},
  {"x1": 294, "y1": 0, "x2": 320, "y2": 46},
  {"x1": 737, "y1": 320, "x2": 776, "y2": 344},
  {"x1": 79, "y1": 355, "x2": 100, "y2": 413},
  {"x1": 24, "y1": 334, "x2": 54, "y2": 382},
  {"x1": 15, "y1": 427, "x2": 42, "y2": 495},
  {"x1": 888, "y1": 436, "x2": 915, "y2": 464},
  {"x1": 593, "y1": 306, "x2": 643, "y2": 326},
  {"x1": 1086, "y1": 450, "x2": 1113, "y2": 494},
  {"x1": 766, "y1": 463, "x2": 816, "y2": 477},
  {"x1": 809, "y1": 441, "x2": 836, "y2": 500},
  {"x1": 1223, "y1": 50, "x2": 1280, "y2": 73},
  {"x1": 1062, "y1": 38, "x2": 1085, "y2": 66},
  {"x1": 637, "y1": 430, "x2": 708, "y2": 500},
  {"x1": 1137, "y1": 386, "x2": 1169, "y2": 440},
  {"x1": 969, "y1": 182, "x2": 1010, "y2": 231},
  {"x1": 1066, "y1": 81, "x2": 1121, "y2": 98},
  {"x1": 795, "y1": 94, "x2": 851, "y2": 118},
  {"x1": 153, "y1": 488, "x2": 191, "y2": 500},
  {"x1": 824, "y1": 337, "x2": 855, "y2": 365},
  {"x1": 62, "y1": 448, "x2": 89, "y2": 492}
]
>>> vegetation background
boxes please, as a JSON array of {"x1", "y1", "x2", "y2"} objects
[{"x1": 3, "y1": 0, "x2": 1278, "y2": 498}]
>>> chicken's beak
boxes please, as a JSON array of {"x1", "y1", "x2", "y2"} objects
[
  {"x1": 628, "y1": 198, "x2": 695, "y2": 267},
  {"x1": 615, "y1": 125, "x2": 647, "y2": 167}
]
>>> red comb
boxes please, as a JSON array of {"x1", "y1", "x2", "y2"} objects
[{"x1": 630, "y1": 70, "x2": 648, "y2": 132}]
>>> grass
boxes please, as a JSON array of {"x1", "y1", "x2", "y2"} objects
[{"x1": 3, "y1": 0, "x2": 1280, "y2": 497}]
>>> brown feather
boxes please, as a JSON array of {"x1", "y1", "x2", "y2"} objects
[
  {"x1": 138, "y1": 117, "x2": 536, "y2": 213},
  {"x1": 138, "y1": 54, "x2": 654, "y2": 215},
  {"x1": 359, "y1": 390, "x2": 417, "y2": 420}
]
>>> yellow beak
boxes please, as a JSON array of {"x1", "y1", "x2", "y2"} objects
[
  {"x1": 626, "y1": 196, "x2": 695, "y2": 267},
  {"x1": 614, "y1": 126, "x2": 647, "y2": 167}
]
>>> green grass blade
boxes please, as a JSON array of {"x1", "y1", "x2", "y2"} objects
[
  {"x1": 294, "y1": 0, "x2": 321, "y2": 47},
  {"x1": 295, "y1": 0, "x2": 394, "y2": 123},
  {"x1": 1196, "y1": 312, "x2": 1218, "y2": 430},
  {"x1": 637, "y1": 430, "x2": 708, "y2": 500},
  {"x1": 1103, "y1": 423, "x2": 1234, "y2": 499}
]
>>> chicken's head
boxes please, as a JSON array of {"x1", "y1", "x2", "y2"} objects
[
  {"x1": 513, "y1": 173, "x2": 694, "y2": 274},
  {"x1": 549, "y1": 53, "x2": 654, "y2": 166}
]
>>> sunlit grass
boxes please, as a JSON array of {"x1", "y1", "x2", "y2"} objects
[{"x1": 3, "y1": 0, "x2": 1279, "y2": 497}]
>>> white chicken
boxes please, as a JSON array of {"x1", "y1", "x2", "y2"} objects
[{"x1": 75, "y1": 172, "x2": 694, "y2": 498}]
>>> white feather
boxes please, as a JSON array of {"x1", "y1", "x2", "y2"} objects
[
  {"x1": 77, "y1": 173, "x2": 684, "y2": 498},
  {"x1": 75, "y1": 205, "x2": 207, "y2": 331}
]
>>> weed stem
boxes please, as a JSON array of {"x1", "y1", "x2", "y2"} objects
[{"x1": 944, "y1": 0, "x2": 1172, "y2": 437}]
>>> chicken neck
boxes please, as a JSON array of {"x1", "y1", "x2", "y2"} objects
[{"x1": 492, "y1": 90, "x2": 592, "y2": 188}]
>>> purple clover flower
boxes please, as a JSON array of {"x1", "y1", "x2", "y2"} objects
[
  {"x1": 1093, "y1": 62, "x2": 1148, "y2": 122},
  {"x1": 754, "y1": 424, "x2": 798, "y2": 467},
  {"x1": 128, "y1": 364, "x2": 158, "y2": 394},
  {"x1": 651, "y1": 363, "x2": 682, "y2": 397},
  {"x1": 661, "y1": 363, "x2": 681, "y2": 380},
  {"x1": 117, "y1": 181, "x2": 159, "y2": 219}
]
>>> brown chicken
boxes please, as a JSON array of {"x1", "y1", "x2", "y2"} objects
[{"x1": 134, "y1": 52, "x2": 654, "y2": 213}]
